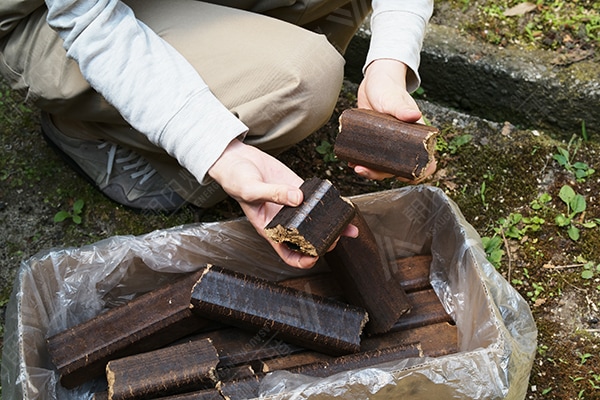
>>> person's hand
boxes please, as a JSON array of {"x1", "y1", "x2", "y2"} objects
[
  {"x1": 208, "y1": 139, "x2": 358, "y2": 269},
  {"x1": 355, "y1": 58, "x2": 436, "y2": 182}
]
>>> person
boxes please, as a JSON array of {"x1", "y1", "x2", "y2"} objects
[{"x1": 0, "y1": 0, "x2": 435, "y2": 269}]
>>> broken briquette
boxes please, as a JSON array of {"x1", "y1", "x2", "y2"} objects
[
  {"x1": 264, "y1": 177, "x2": 355, "y2": 257},
  {"x1": 106, "y1": 338, "x2": 219, "y2": 400},
  {"x1": 334, "y1": 108, "x2": 438, "y2": 181}
]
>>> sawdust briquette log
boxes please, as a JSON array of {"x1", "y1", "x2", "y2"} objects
[
  {"x1": 393, "y1": 255, "x2": 433, "y2": 292},
  {"x1": 264, "y1": 177, "x2": 355, "y2": 257},
  {"x1": 262, "y1": 344, "x2": 422, "y2": 377},
  {"x1": 105, "y1": 338, "x2": 219, "y2": 400},
  {"x1": 277, "y1": 254, "x2": 433, "y2": 299},
  {"x1": 182, "y1": 327, "x2": 304, "y2": 369},
  {"x1": 216, "y1": 365, "x2": 261, "y2": 400},
  {"x1": 324, "y1": 207, "x2": 411, "y2": 334},
  {"x1": 335, "y1": 108, "x2": 438, "y2": 181},
  {"x1": 362, "y1": 322, "x2": 459, "y2": 357},
  {"x1": 391, "y1": 289, "x2": 454, "y2": 332},
  {"x1": 46, "y1": 271, "x2": 212, "y2": 389},
  {"x1": 277, "y1": 272, "x2": 344, "y2": 300},
  {"x1": 260, "y1": 321, "x2": 458, "y2": 376},
  {"x1": 190, "y1": 265, "x2": 368, "y2": 356},
  {"x1": 141, "y1": 389, "x2": 223, "y2": 400}
]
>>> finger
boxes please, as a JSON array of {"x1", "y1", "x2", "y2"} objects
[
  {"x1": 342, "y1": 223, "x2": 359, "y2": 238},
  {"x1": 240, "y1": 182, "x2": 303, "y2": 207},
  {"x1": 353, "y1": 165, "x2": 394, "y2": 180},
  {"x1": 272, "y1": 242, "x2": 319, "y2": 269}
]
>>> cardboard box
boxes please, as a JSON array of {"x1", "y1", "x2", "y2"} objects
[{"x1": 1, "y1": 186, "x2": 537, "y2": 399}]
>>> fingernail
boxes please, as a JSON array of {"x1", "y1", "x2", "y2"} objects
[{"x1": 288, "y1": 190, "x2": 301, "y2": 205}]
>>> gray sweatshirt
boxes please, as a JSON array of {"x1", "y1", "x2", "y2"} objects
[{"x1": 1, "y1": 0, "x2": 433, "y2": 183}]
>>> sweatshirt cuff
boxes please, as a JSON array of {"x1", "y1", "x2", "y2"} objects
[
  {"x1": 158, "y1": 88, "x2": 248, "y2": 184},
  {"x1": 364, "y1": 10, "x2": 429, "y2": 92}
]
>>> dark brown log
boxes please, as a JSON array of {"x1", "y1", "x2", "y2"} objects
[
  {"x1": 106, "y1": 338, "x2": 219, "y2": 400},
  {"x1": 261, "y1": 322, "x2": 458, "y2": 376},
  {"x1": 217, "y1": 375, "x2": 260, "y2": 400},
  {"x1": 363, "y1": 322, "x2": 459, "y2": 358},
  {"x1": 190, "y1": 265, "x2": 368, "y2": 356},
  {"x1": 391, "y1": 289, "x2": 454, "y2": 332},
  {"x1": 93, "y1": 392, "x2": 109, "y2": 400},
  {"x1": 264, "y1": 177, "x2": 355, "y2": 257},
  {"x1": 153, "y1": 389, "x2": 223, "y2": 400},
  {"x1": 266, "y1": 344, "x2": 422, "y2": 378},
  {"x1": 184, "y1": 327, "x2": 304, "y2": 368},
  {"x1": 278, "y1": 273, "x2": 344, "y2": 300},
  {"x1": 217, "y1": 364, "x2": 256, "y2": 382},
  {"x1": 46, "y1": 271, "x2": 212, "y2": 389},
  {"x1": 278, "y1": 254, "x2": 433, "y2": 298},
  {"x1": 335, "y1": 108, "x2": 438, "y2": 181},
  {"x1": 325, "y1": 207, "x2": 411, "y2": 334},
  {"x1": 393, "y1": 255, "x2": 433, "y2": 293}
]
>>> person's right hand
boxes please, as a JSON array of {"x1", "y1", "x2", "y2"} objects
[
  {"x1": 355, "y1": 58, "x2": 436, "y2": 183},
  {"x1": 208, "y1": 139, "x2": 358, "y2": 269}
]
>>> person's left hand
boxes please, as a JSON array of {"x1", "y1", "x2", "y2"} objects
[
  {"x1": 208, "y1": 139, "x2": 358, "y2": 269},
  {"x1": 355, "y1": 58, "x2": 436, "y2": 182}
]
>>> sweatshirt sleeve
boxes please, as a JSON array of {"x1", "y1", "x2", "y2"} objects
[
  {"x1": 44, "y1": 0, "x2": 248, "y2": 183},
  {"x1": 365, "y1": 0, "x2": 434, "y2": 92}
]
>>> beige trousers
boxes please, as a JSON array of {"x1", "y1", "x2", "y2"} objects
[{"x1": 0, "y1": 0, "x2": 371, "y2": 206}]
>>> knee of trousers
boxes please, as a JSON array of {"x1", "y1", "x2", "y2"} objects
[{"x1": 242, "y1": 33, "x2": 346, "y2": 153}]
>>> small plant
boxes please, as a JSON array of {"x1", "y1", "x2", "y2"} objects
[
  {"x1": 531, "y1": 192, "x2": 552, "y2": 210},
  {"x1": 447, "y1": 134, "x2": 473, "y2": 154},
  {"x1": 581, "y1": 261, "x2": 600, "y2": 280},
  {"x1": 496, "y1": 212, "x2": 545, "y2": 240},
  {"x1": 482, "y1": 234, "x2": 504, "y2": 268},
  {"x1": 553, "y1": 135, "x2": 595, "y2": 182},
  {"x1": 54, "y1": 198, "x2": 85, "y2": 225},
  {"x1": 527, "y1": 281, "x2": 545, "y2": 302},
  {"x1": 555, "y1": 185, "x2": 594, "y2": 241},
  {"x1": 578, "y1": 352, "x2": 593, "y2": 365},
  {"x1": 315, "y1": 140, "x2": 337, "y2": 163}
]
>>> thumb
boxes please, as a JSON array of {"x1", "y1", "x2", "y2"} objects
[{"x1": 255, "y1": 182, "x2": 303, "y2": 207}]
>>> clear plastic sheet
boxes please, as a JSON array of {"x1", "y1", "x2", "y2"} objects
[{"x1": 1, "y1": 186, "x2": 537, "y2": 400}]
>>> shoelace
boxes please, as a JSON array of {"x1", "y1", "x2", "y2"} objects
[{"x1": 98, "y1": 142, "x2": 158, "y2": 185}]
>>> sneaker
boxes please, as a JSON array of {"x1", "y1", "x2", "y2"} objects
[{"x1": 41, "y1": 112, "x2": 187, "y2": 212}]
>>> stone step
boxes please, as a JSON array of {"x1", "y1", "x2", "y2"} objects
[{"x1": 344, "y1": 23, "x2": 599, "y2": 139}]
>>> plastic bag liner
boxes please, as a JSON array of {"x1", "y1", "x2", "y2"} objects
[{"x1": 1, "y1": 186, "x2": 537, "y2": 400}]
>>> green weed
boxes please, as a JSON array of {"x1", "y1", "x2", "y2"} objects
[
  {"x1": 553, "y1": 135, "x2": 595, "y2": 182},
  {"x1": 54, "y1": 199, "x2": 85, "y2": 225},
  {"x1": 555, "y1": 185, "x2": 595, "y2": 241},
  {"x1": 315, "y1": 140, "x2": 337, "y2": 163}
]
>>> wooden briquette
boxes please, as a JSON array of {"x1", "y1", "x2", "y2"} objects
[
  {"x1": 260, "y1": 321, "x2": 458, "y2": 376},
  {"x1": 217, "y1": 365, "x2": 261, "y2": 400},
  {"x1": 106, "y1": 338, "x2": 219, "y2": 400},
  {"x1": 334, "y1": 108, "x2": 438, "y2": 181},
  {"x1": 361, "y1": 322, "x2": 459, "y2": 357},
  {"x1": 278, "y1": 254, "x2": 433, "y2": 298},
  {"x1": 181, "y1": 327, "x2": 305, "y2": 369},
  {"x1": 264, "y1": 177, "x2": 355, "y2": 257},
  {"x1": 146, "y1": 389, "x2": 224, "y2": 400},
  {"x1": 324, "y1": 207, "x2": 411, "y2": 334},
  {"x1": 190, "y1": 265, "x2": 369, "y2": 356},
  {"x1": 263, "y1": 343, "x2": 422, "y2": 377},
  {"x1": 391, "y1": 289, "x2": 454, "y2": 332},
  {"x1": 46, "y1": 271, "x2": 212, "y2": 389},
  {"x1": 393, "y1": 255, "x2": 434, "y2": 293}
]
